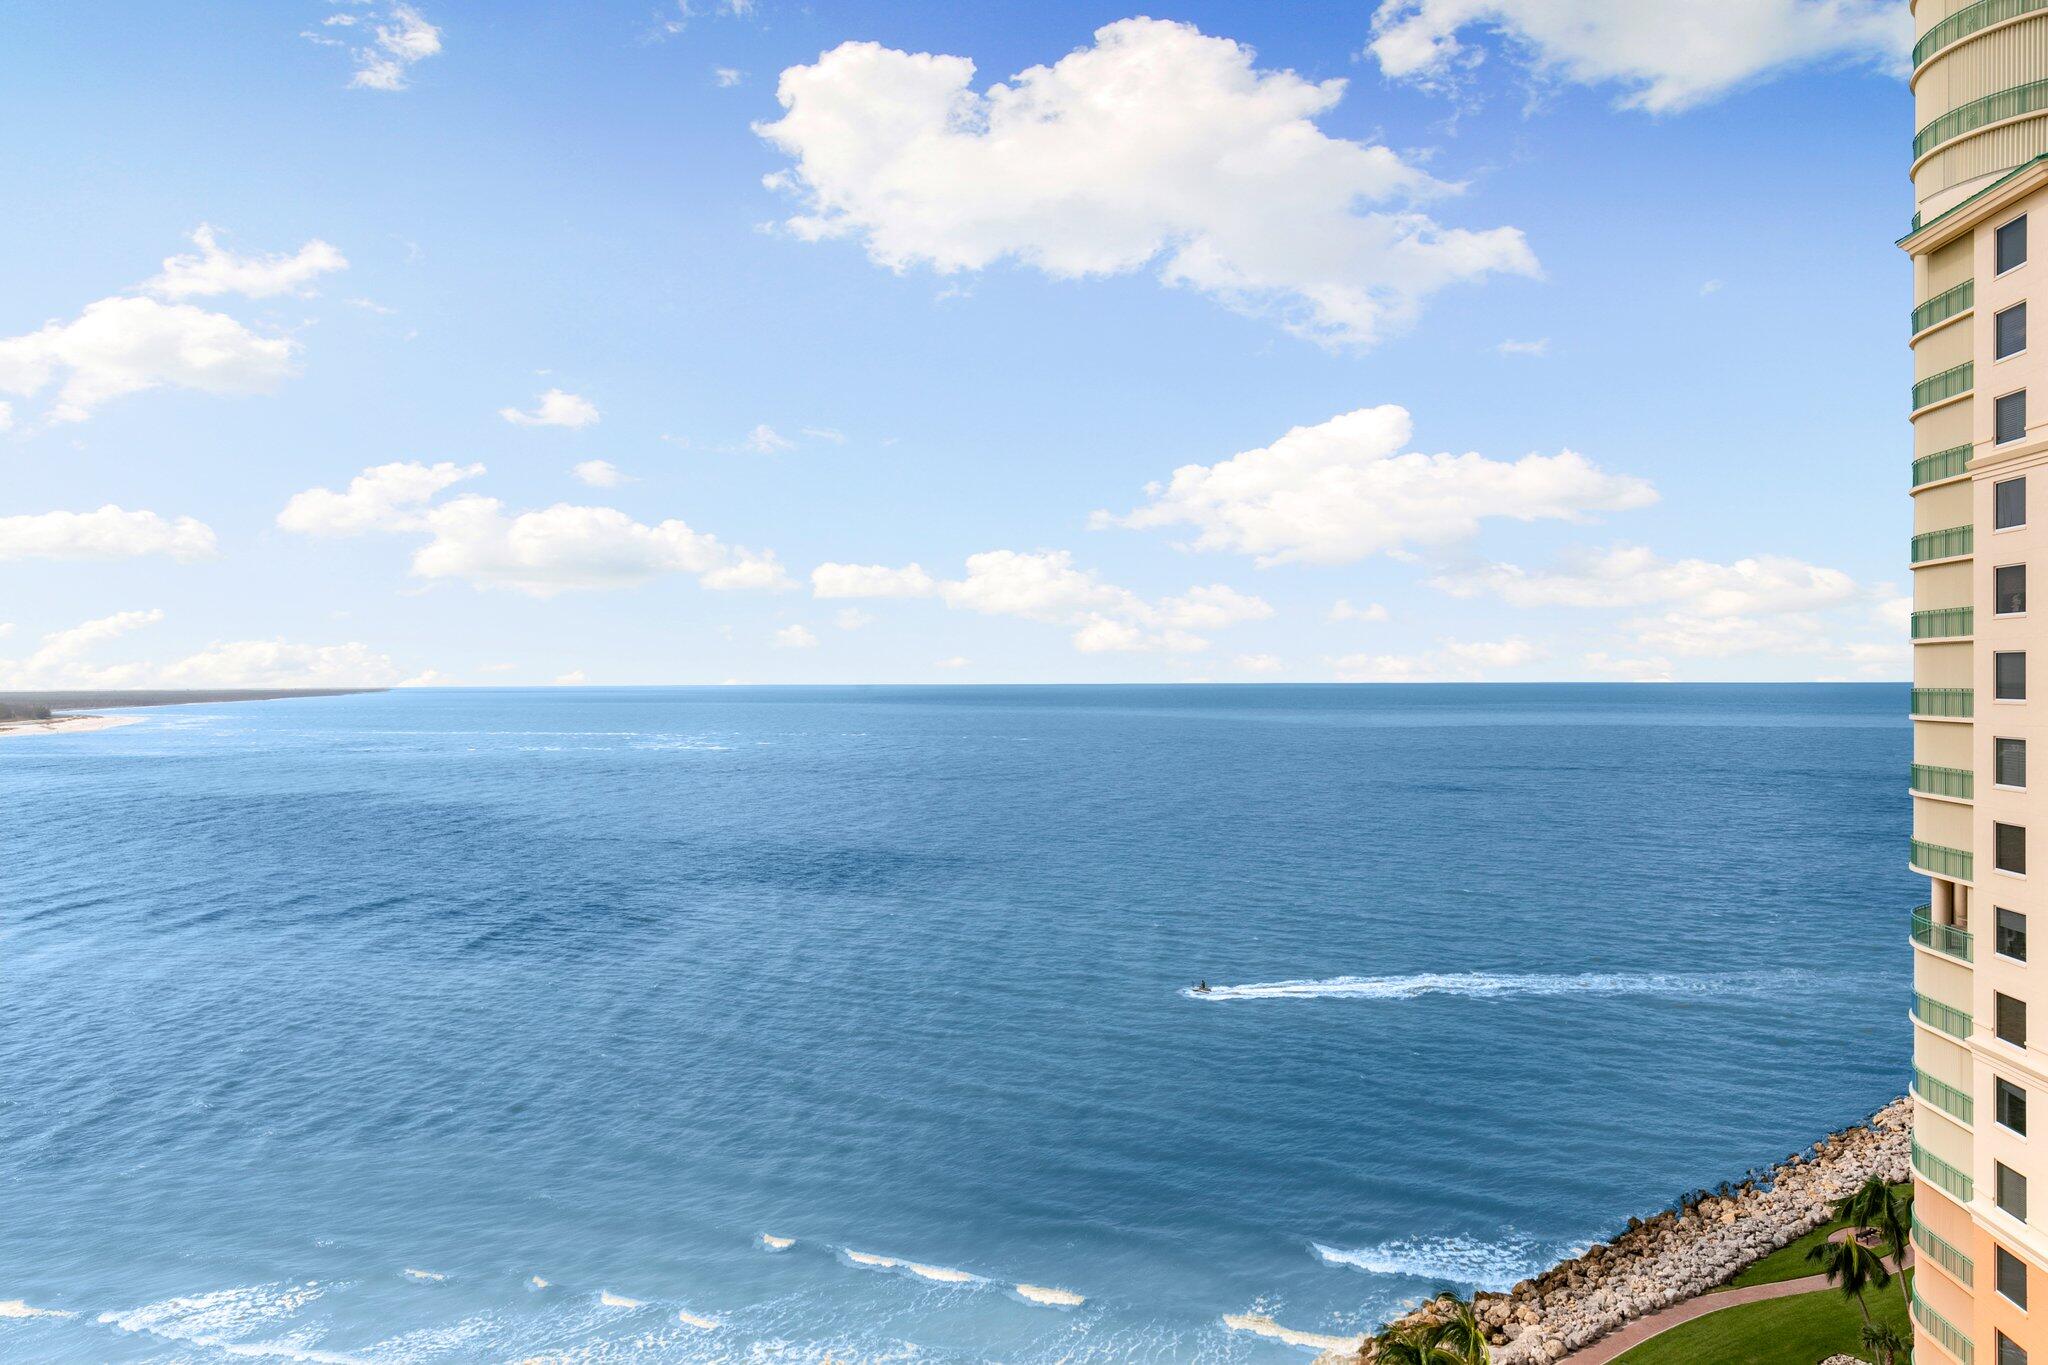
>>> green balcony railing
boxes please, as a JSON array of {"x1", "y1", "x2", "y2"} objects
[
  {"x1": 1913, "y1": 909, "x2": 1976, "y2": 961},
  {"x1": 1916, "y1": 77, "x2": 2048, "y2": 160},
  {"x1": 1914, "y1": 362, "x2": 1974, "y2": 411},
  {"x1": 1914, "y1": 1214, "x2": 1976, "y2": 1286},
  {"x1": 1917, "y1": 0, "x2": 2048, "y2": 67},
  {"x1": 1912, "y1": 840, "x2": 1975, "y2": 880},
  {"x1": 1913, "y1": 607, "x2": 1975, "y2": 639},
  {"x1": 1915, "y1": 992, "x2": 1976, "y2": 1040},
  {"x1": 1911, "y1": 687, "x2": 1974, "y2": 718},
  {"x1": 1913, "y1": 1288, "x2": 1976, "y2": 1363},
  {"x1": 1912, "y1": 764, "x2": 1975, "y2": 799},
  {"x1": 1913, "y1": 525, "x2": 1974, "y2": 562},
  {"x1": 1913, "y1": 1138, "x2": 1977, "y2": 1203},
  {"x1": 1914, "y1": 280, "x2": 1975, "y2": 335},
  {"x1": 1914, "y1": 444, "x2": 1972, "y2": 487},
  {"x1": 1914, "y1": 1066, "x2": 1976, "y2": 1122}
]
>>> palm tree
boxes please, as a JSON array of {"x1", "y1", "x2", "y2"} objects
[
  {"x1": 1376, "y1": 1321, "x2": 1460, "y2": 1365},
  {"x1": 1437, "y1": 1300, "x2": 1492, "y2": 1365},
  {"x1": 1860, "y1": 1321, "x2": 1908, "y2": 1365},
  {"x1": 1836, "y1": 1176, "x2": 1912, "y2": 1319},
  {"x1": 1805, "y1": 1234, "x2": 1893, "y2": 1328}
]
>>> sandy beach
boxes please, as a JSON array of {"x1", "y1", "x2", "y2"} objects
[{"x1": 0, "y1": 714, "x2": 144, "y2": 739}]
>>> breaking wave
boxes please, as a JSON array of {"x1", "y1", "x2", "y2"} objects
[
  {"x1": 841, "y1": 1250, "x2": 980, "y2": 1284},
  {"x1": 1312, "y1": 1235, "x2": 1567, "y2": 1292},
  {"x1": 1221, "y1": 1313, "x2": 1360, "y2": 1352},
  {"x1": 1185, "y1": 969, "x2": 1808, "y2": 1003},
  {"x1": 1014, "y1": 1284, "x2": 1085, "y2": 1307}
]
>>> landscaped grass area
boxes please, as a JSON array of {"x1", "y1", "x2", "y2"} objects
[
  {"x1": 1718, "y1": 1183, "x2": 1912, "y2": 1290},
  {"x1": 1611, "y1": 1282, "x2": 1911, "y2": 1365}
]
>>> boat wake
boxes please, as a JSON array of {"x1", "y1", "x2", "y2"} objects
[{"x1": 1185, "y1": 969, "x2": 1808, "y2": 1003}]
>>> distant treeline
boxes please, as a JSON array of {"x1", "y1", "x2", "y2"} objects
[
  {"x1": 0, "y1": 688, "x2": 384, "y2": 714},
  {"x1": 0, "y1": 702, "x2": 53, "y2": 721}
]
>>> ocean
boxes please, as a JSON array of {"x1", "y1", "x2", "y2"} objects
[{"x1": 0, "y1": 684, "x2": 1913, "y2": 1362}]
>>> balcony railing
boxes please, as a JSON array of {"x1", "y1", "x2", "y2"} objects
[
  {"x1": 1913, "y1": 1288, "x2": 1976, "y2": 1363},
  {"x1": 1913, "y1": 1214, "x2": 1976, "y2": 1286},
  {"x1": 1914, "y1": 444, "x2": 1972, "y2": 487},
  {"x1": 1913, "y1": 607, "x2": 1975, "y2": 639},
  {"x1": 1914, "y1": 280, "x2": 1975, "y2": 335},
  {"x1": 1912, "y1": 764, "x2": 1975, "y2": 799},
  {"x1": 1912, "y1": 839, "x2": 1975, "y2": 880},
  {"x1": 1912, "y1": 525, "x2": 1974, "y2": 562},
  {"x1": 1916, "y1": 0, "x2": 2048, "y2": 67},
  {"x1": 1914, "y1": 362, "x2": 1974, "y2": 411},
  {"x1": 1913, "y1": 909, "x2": 1976, "y2": 961},
  {"x1": 1913, "y1": 1138, "x2": 1977, "y2": 1202},
  {"x1": 1911, "y1": 687, "x2": 1974, "y2": 718},
  {"x1": 1914, "y1": 1066, "x2": 1976, "y2": 1122},
  {"x1": 1915, "y1": 992, "x2": 1976, "y2": 1040},
  {"x1": 1916, "y1": 76, "x2": 2048, "y2": 160}
]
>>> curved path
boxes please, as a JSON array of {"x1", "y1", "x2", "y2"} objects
[{"x1": 1558, "y1": 1233, "x2": 1910, "y2": 1364}]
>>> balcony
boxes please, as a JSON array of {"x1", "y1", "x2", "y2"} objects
[
  {"x1": 1913, "y1": 907, "x2": 1976, "y2": 961},
  {"x1": 1916, "y1": 0, "x2": 2048, "y2": 68},
  {"x1": 1914, "y1": 444, "x2": 1971, "y2": 488},
  {"x1": 1913, "y1": 280, "x2": 1975, "y2": 335},
  {"x1": 1912, "y1": 525, "x2": 1974, "y2": 563},
  {"x1": 1912, "y1": 839, "x2": 1975, "y2": 880},
  {"x1": 1912, "y1": 607, "x2": 1974, "y2": 639},
  {"x1": 1913, "y1": 1214, "x2": 1976, "y2": 1287},
  {"x1": 1913, "y1": 362, "x2": 1974, "y2": 412},
  {"x1": 1912, "y1": 1289, "x2": 1976, "y2": 1363},
  {"x1": 1914, "y1": 992, "x2": 1975, "y2": 1040},
  {"x1": 1916, "y1": 76, "x2": 2048, "y2": 160},
  {"x1": 1911, "y1": 687, "x2": 1973, "y2": 718},
  {"x1": 1913, "y1": 1066, "x2": 1975, "y2": 1123},
  {"x1": 1911, "y1": 764, "x2": 1975, "y2": 799},
  {"x1": 1912, "y1": 1137, "x2": 1977, "y2": 1201}
]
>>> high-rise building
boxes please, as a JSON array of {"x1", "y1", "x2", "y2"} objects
[{"x1": 1906, "y1": 7, "x2": 2048, "y2": 1364}]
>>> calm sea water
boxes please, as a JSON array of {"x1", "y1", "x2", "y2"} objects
[{"x1": 1, "y1": 685, "x2": 1913, "y2": 1362}]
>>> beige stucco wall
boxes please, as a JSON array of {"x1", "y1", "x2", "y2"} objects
[
  {"x1": 1920, "y1": 794, "x2": 1979, "y2": 848},
  {"x1": 1919, "y1": 477, "x2": 1976, "y2": 533},
  {"x1": 1922, "y1": 640, "x2": 1977, "y2": 687},
  {"x1": 1918, "y1": 396, "x2": 1975, "y2": 456},
  {"x1": 1918, "y1": 559, "x2": 1977, "y2": 608},
  {"x1": 1921, "y1": 718, "x2": 1977, "y2": 767}
]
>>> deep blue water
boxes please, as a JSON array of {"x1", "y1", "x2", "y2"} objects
[{"x1": 1, "y1": 685, "x2": 1913, "y2": 1361}]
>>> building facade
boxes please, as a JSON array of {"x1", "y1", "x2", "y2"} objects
[{"x1": 1908, "y1": 5, "x2": 2048, "y2": 1363}]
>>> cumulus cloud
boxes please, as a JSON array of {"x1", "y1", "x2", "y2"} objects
[
  {"x1": 745, "y1": 423, "x2": 795, "y2": 454},
  {"x1": 1100, "y1": 404, "x2": 1655, "y2": 566},
  {"x1": 555, "y1": 668, "x2": 589, "y2": 685},
  {"x1": 756, "y1": 18, "x2": 1538, "y2": 347},
  {"x1": 1330, "y1": 599, "x2": 1390, "y2": 623},
  {"x1": 571, "y1": 459, "x2": 629, "y2": 487},
  {"x1": 278, "y1": 460, "x2": 790, "y2": 597},
  {"x1": 0, "y1": 401, "x2": 12, "y2": 432},
  {"x1": 500, "y1": 389, "x2": 600, "y2": 429},
  {"x1": 1367, "y1": 0, "x2": 1907, "y2": 113},
  {"x1": 934, "y1": 655, "x2": 970, "y2": 669},
  {"x1": 144, "y1": 225, "x2": 347, "y2": 300},
  {"x1": 773, "y1": 624, "x2": 819, "y2": 648},
  {"x1": 340, "y1": 4, "x2": 442, "y2": 91},
  {"x1": 1235, "y1": 653, "x2": 1283, "y2": 673},
  {"x1": 0, "y1": 296, "x2": 298, "y2": 424},
  {"x1": 833, "y1": 607, "x2": 876, "y2": 630},
  {"x1": 715, "y1": 67, "x2": 744, "y2": 87},
  {"x1": 811, "y1": 561, "x2": 938, "y2": 598},
  {"x1": 1331, "y1": 636, "x2": 1545, "y2": 681},
  {"x1": 0, "y1": 609, "x2": 402, "y2": 688},
  {"x1": 0, "y1": 506, "x2": 218, "y2": 562}
]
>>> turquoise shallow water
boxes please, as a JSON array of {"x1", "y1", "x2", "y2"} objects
[{"x1": 0, "y1": 684, "x2": 1911, "y2": 1361}]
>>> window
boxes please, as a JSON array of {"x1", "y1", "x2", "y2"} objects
[
  {"x1": 2001, "y1": 738, "x2": 2029, "y2": 789},
  {"x1": 2000, "y1": 477, "x2": 2029, "y2": 529},
  {"x1": 2003, "y1": 908, "x2": 2030, "y2": 961},
  {"x1": 2000, "y1": 391, "x2": 2029, "y2": 445},
  {"x1": 2001, "y1": 822, "x2": 2029, "y2": 874},
  {"x1": 2002, "y1": 564, "x2": 2030, "y2": 615},
  {"x1": 2001, "y1": 1246, "x2": 2031, "y2": 1308},
  {"x1": 2002, "y1": 215, "x2": 2030, "y2": 274},
  {"x1": 2001, "y1": 302, "x2": 2029, "y2": 359},
  {"x1": 2003, "y1": 1331, "x2": 2031, "y2": 1365},
  {"x1": 2001, "y1": 1078, "x2": 2030, "y2": 1135},
  {"x1": 2001, "y1": 991, "x2": 2030, "y2": 1047},
  {"x1": 2000, "y1": 651, "x2": 2029, "y2": 700},
  {"x1": 2001, "y1": 1161, "x2": 2031, "y2": 1221}
]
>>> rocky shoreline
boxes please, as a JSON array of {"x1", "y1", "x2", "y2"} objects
[{"x1": 1317, "y1": 1097, "x2": 1911, "y2": 1363}]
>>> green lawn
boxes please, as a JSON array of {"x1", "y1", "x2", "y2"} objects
[
  {"x1": 1611, "y1": 1281, "x2": 1912, "y2": 1365},
  {"x1": 1718, "y1": 1183, "x2": 1912, "y2": 1290}
]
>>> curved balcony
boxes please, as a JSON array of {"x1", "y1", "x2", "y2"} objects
[
  {"x1": 1911, "y1": 687, "x2": 1974, "y2": 718},
  {"x1": 1913, "y1": 607, "x2": 1975, "y2": 639},
  {"x1": 1913, "y1": 1066, "x2": 1976, "y2": 1123},
  {"x1": 1917, "y1": 0, "x2": 2048, "y2": 68},
  {"x1": 1912, "y1": 1289, "x2": 1976, "y2": 1363},
  {"x1": 1912, "y1": 1137, "x2": 1977, "y2": 1201},
  {"x1": 1913, "y1": 1214, "x2": 1976, "y2": 1286},
  {"x1": 1913, "y1": 525, "x2": 1974, "y2": 563},
  {"x1": 1911, "y1": 839, "x2": 1975, "y2": 880},
  {"x1": 1914, "y1": 444, "x2": 1972, "y2": 488},
  {"x1": 1914, "y1": 991, "x2": 1976, "y2": 1040},
  {"x1": 1912, "y1": 764, "x2": 1975, "y2": 799},
  {"x1": 1914, "y1": 362, "x2": 1974, "y2": 412},
  {"x1": 1913, "y1": 907, "x2": 1976, "y2": 959},
  {"x1": 1913, "y1": 280, "x2": 1975, "y2": 336},
  {"x1": 1915, "y1": 76, "x2": 2048, "y2": 161}
]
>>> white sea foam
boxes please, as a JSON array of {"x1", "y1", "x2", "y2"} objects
[
  {"x1": 527, "y1": 1276, "x2": 550, "y2": 1290},
  {"x1": 842, "y1": 1250, "x2": 980, "y2": 1284},
  {"x1": 401, "y1": 1268, "x2": 445, "y2": 1283},
  {"x1": 1014, "y1": 1284, "x2": 1086, "y2": 1307},
  {"x1": 0, "y1": 1298, "x2": 75, "y2": 1319},
  {"x1": 1222, "y1": 1313, "x2": 1361, "y2": 1352},
  {"x1": 1186, "y1": 969, "x2": 1805, "y2": 1003},
  {"x1": 843, "y1": 1250, "x2": 898, "y2": 1270},
  {"x1": 1312, "y1": 1235, "x2": 1565, "y2": 1291},
  {"x1": 759, "y1": 1234, "x2": 794, "y2": 1251},
  {"x1": 676, "y1": 1310, "x2": 720, "y2": 1329},
  {"x1": 98, "y1": 1281, "x2": 359, "y2": 1363},
  {"x1": 598, "y1": 1290, "x2": 644, "y2": 1308}
]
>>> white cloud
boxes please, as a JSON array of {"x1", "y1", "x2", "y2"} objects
[
  {"x1": 555, "y1": 668, "x2": 588, "y2": 685},
  {"x1": 0, "y1": 609, "x2": 402, "y2": 688},
  {"x1": 1101, "y1": 405, "x2": 1655, "y2": 566},
  {"x1": 0, "y1": 506, "x2": 218, "y2": 562},
  {"x1": 800, "y1": 426, "x2": 846, "y2": 444},
  {"x1": 1331, "y1": 635, "x2": 1545, "y2": 681},
  {"x1": 277, "y1": 460, "x2": 484, "y2": 536},
  {"x1": 278, "y1": 461, "x2": 790, "y2": 597},
  {"x1": 0, "y1": 295, "x2": 298, "y2": 423},
  {"x1": 745, "y1": 423, "x2": 795, "y2": 453},
  {"x1": 344, "y1": 4, "x2": 442, "y2": 91},
  {"x1": 757, "y1": 18, "x2": 1538, "y2": 348},
  {"x1": 572, "y1": 459, "x2": 629, "y2": 488},
  {"x1": 774, "y1": 624, "x2": 819, "y2": 648},
  {"x1": 834, "y1": 607, "x2": 876, "y2": 630},
  {"x1": 715, "y1": 67, "x2": 744, "y2": 87},
  {"x1": 0, "y1": 401, "x2": 12, "y2": 432},
  {"x1": 501, "y1": 388, "x2": 601, "y2": 429},
  {"x1": 1330, "y1": 599, "x2": 1390, "y2": 623},
  {"x1": 934, "y1": 655, "x2": 970, "y2": 669},
  {"x1": 1584, "y1": 651, "x2": 1674, "y2": 682},
  {"x1": 811, "y1": 561, "x2": 938, "y2": 598},
  {"x1": 144, "y1": 225, "x2": 347, "y2": 300},
  {"x1": 1235, "y1": 653, "x2": 1283, "y2": 673},
  {"x1": 1497, "y1": 337, "x2": 1549, "y2": 356},
  {"x1": 1366, "y1": 0, "x2": 1907, "y2": 114},
  {"x1": 1700, "y1": 279, "x2": 1724, "y2": 296}
]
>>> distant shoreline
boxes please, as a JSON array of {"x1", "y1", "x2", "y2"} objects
[
  {"x1": 0, "y1": 714, "x2": 146, "y2": 739},
  {"x1": 0, "y1": 689, "x2": 385, "y2": 740}
]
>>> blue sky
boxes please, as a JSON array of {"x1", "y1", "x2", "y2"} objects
[{"x1": 0, "y1": 1, "x2": 1914, "y2": 685}]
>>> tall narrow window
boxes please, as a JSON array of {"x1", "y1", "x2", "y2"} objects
[
  {"x1": 2001, "y1": 1161, "x2": 2031, "y2": 1221},
  {"x1": 2000, "y1": 737, "x2": 2029, "y2": 788},
  {"x1": 2000, "y1": 564, "x2": 2029, "y2": 615},
  {"x1": 2000, "y1": 302, "x2": 2029, "y2": 359},
  {"x1": 2002, "y1": 1330, "x2": 2031, "y2": 1365},
  {"x1": 1999, "y1": 476, "x2": 2028, "y2": 529},
  {"x1": 2001, "y1": 214, "x2": 2030, "y2": 273},
  {"x1": 2000, "y1": 823, "x2": 2029, "y2": 874},
  {"x1": 2000, "y1": 991, "x2": 2029, "y2": 1047},
  {"x1": 2002, "y1": 907, "x2": 2030, "y2": 961},
  {"x1": 2000, "y1": 1078, "x2": 2030, "y2": 1135},
  {"x1": 2001, "y1": 1247, "x2": 2032, "y2": 1307},
  {"x1": 1999, "y1": 651, "x2": 2028, "y2": 700},
  {"x1": 1999, "y1": 390, "x2": 2029, "y2": 445}
]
